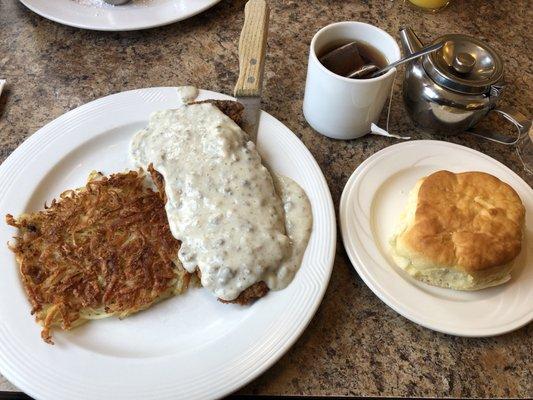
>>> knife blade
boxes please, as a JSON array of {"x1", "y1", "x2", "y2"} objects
[{"x1": 234, "y1": 0, "x2": 270, "y2": 143}]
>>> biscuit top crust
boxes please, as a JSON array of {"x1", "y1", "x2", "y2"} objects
[{"x1": 398, "y1": 171, "x2": 525, "y2": 273}]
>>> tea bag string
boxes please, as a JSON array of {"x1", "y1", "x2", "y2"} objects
[
  {"x1": 370, "y1": 71, "x2": 411, "y2": 140},
  {"x1": 386, "y1": 71, "x2": 395, "y2": 133}
]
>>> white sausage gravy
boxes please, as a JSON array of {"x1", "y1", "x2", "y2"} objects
[{"x1": 130, "y1": 88, "x2": 312, "y2": 301}]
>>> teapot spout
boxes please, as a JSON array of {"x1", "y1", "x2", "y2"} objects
[{"x1": 399, "y1": 27, "x2": 424, "y2": 55}]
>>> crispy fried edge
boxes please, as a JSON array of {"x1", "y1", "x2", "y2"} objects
[{"x1": 6, "y1": 170, "x2": 190, "y2": 343}]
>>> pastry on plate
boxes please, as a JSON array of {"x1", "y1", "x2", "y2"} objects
[{"x1": 390, "y1": 170, "x2": 525, "y2": 290}]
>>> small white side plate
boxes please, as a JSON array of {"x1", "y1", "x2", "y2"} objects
[
  {"x1": 19, "y1": 0, "x2": 221, "y2": 31},
  {"x1": 0, "y1": 87, "x2": 336, "y2": 400},
  {"x1": 340, "y1": 140, "x2": 533, "y2": 337}
]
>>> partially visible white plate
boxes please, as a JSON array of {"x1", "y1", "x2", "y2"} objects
[
  {"x1": 0, "y1": 87, "x2": 336, "y2": 399},
  {"x1": 19, "y1": 0, "x2": 221, "y2": 31},
  {"x1": 340, "y1": 140, "x2": 533, "y2": 337}
]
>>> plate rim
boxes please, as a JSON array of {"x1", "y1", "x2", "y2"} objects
[
  {"x1": 18, "y1": 0, "x2": 222, "y2": 31},
  {"x1": 340, "y1": 139, "x2": 533, "y2": 337},
  {"x1": 0, "y1": 86, "x2": 336, "y2": 399}
]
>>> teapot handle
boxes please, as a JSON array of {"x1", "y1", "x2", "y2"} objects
[{"x1": 466, "y1": 107, "x2": 531, "y2": 145}]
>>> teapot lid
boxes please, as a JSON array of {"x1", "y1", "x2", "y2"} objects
[{"x1": 422, "y1": 34, "x2": 504, "y2": 95}]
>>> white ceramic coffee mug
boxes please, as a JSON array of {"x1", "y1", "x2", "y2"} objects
[{"x1": 303, "y1": 22, "x2": 401, "y2": 140}]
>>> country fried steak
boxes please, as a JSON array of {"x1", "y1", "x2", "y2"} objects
[
  {"x1": 6, "y1": 170, "x2": 193, "y2": 343},
  {"x1": 218, "y1": 281, "x2": 269, "y2": 305},
  {"x1": 192, "y1": 100, "x2": 244, "y2": 129},
  {"x1": 149, "y1": 99, "x2": 270, "y2": 305}
]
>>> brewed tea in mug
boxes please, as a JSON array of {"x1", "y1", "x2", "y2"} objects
[{"x1": 317, "y1": 39, "x2": 388, "y2": 79}]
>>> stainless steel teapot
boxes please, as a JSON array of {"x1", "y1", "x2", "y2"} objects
[{"x1": 400, "y1": 27, "x2": 531, "y2": 144}]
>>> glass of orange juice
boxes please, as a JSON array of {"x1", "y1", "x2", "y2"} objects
[{"x1": 407, "y1": 0, "x2": 450, "y2": 12}]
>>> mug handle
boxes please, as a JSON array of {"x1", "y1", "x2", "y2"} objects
[{"x1": 466, "y1": 107, "x2": 531, "y2": 145}]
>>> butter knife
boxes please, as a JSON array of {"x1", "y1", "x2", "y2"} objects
[{"x1": 234, "y1": 0, "x2": 270, "y2": 143}]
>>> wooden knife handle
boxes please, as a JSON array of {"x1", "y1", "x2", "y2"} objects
[{"x1": 234, "y1": 0, "x2": 270, "y2": 98}]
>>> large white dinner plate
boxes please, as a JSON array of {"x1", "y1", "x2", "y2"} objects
[
  {"x1": 19, "y1": 0, "x2": 221, "y2": 31},
  {"x1": 340, "y1": 140, "x2": 533, "y2": 337},
  {"x1": 0, "y1": 87, "x2": 336, "y2": 399}
]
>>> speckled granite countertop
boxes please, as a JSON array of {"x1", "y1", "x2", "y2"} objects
[{"x1": 0, "y1": 0, "x2": 531, "y2": 398}]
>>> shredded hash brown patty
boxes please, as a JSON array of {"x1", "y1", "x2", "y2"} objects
[{"x1": 6, "y1": 170, "x2": 192, "y2": 344}]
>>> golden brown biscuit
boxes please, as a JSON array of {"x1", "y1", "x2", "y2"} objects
[{"x1": 390, "y1": 171, "x2": 525, "y2": 290}]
